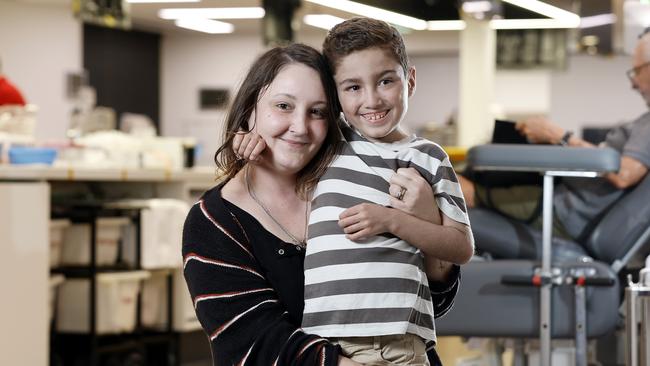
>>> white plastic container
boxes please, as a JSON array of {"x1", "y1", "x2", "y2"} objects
[
  {"x1": 49, "y1": 274, "x2": 65, "y2": 323},
  {"x1": 172, "y1": 268, "x2": 202, "y2": 332},
  {"x1": 49, "y1": 219, "x2": 70, "y2": 268},
  {"x1": 60, "y1": 217, "x2": 130, "y2": 266},
  {"x1": 56, "y1": 271, "x2": 150, "y2": 334},
  {"x1": 141, "y1": 269, "x2": 171, "y2": 330}
]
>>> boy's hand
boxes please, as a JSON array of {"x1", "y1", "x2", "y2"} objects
[
  {"x1": 389, "y1": 168, "x2": 441, "y2": 224},
  {"x1": 338, "y1": 203, "x2": 392, "y2": 241},
  {"x1": 232, "y1": 130, "x2": 266, "y2": 162}
]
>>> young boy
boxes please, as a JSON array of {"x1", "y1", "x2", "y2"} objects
[{"x1": 235, "y1": 18, "x2": 473, "y2": 365}]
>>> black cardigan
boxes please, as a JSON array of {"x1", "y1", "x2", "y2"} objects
[{"x1": 182, "y1": 184, "x2": 460, "y2": 365}]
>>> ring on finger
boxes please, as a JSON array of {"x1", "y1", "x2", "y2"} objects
[{"x1": 396, "y1": 186, "x2": 407, "y2": 200}]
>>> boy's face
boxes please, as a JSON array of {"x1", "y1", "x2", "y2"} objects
[{"x1": 333, "y1": 47, "x2": 415, "y2": 143}]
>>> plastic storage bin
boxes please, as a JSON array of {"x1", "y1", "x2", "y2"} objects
[
  {"x1": 60, "y1": 217, "x2": 130, "y2": 266},
  {"x1": 8, "y1": 146, "x2": 57, "y2": 165},
  {"x1": 56, "y1": 271, "x2": 150, "y2": 334},
  {"x1": 49, "y1": 274, "x2": 65, "y2": 323},
  {"x1": 141, "y1": 269, "x2": 171, "y2": 330},
  {"x1": 49, "y1": 219, "x2": 70, "y2": 268}
]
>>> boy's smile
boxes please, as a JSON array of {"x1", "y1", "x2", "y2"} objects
[{"x1": 334, "y1": 47, "x2": 416, "y2": 143}]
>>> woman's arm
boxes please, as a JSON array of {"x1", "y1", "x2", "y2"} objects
[{"x1": 183, "y1": 201, "x2": 344, "y2": 365}]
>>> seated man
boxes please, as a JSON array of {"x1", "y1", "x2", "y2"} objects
[{"x1": 460, "y1": 31, "x2": 650, "y2": 244}]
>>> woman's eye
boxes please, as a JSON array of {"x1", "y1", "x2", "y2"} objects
[
  {"x1": 345, "y1": 85, "x2": 360, "y2": 92},
  {"x1": 276, "y1": 103, "x2": 290, "y2": 110},
  {"x1": 311, "y1": 108, "x2": 326, "y2": 118},
  {"x1": 379, "y1": 79, "x2": 393, "y2": 86}
]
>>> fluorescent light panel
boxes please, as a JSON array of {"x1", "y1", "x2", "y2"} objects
[
  {"x1": 462, "y1": 1, "x2": 494, "y2": 14},
  {"x1": 427, "y1": 20, "x2": 466, "y2": 31},
  {"x1": 174, "y1": 18, "x2": 234, "y2": 34},
  {"x1": 490, "y1": 18, "x2": 577, "y2": 29},
  {"x1": 580, "y1": 13, "x2": 616, "y2": 29},
  {"x1": 303, "y1": 14, "x2": 345, "y2": 30},
  {"x1": 502, "y1": 0, "x2": 580, "y2": 23},
  {"x1": 304, "y1": 0, "x2": 428, "y2": 30},
  {"x1": 159, "y1": 7, "x2": 265, "y2": 20},
  {"x1": 128, "y1": 0, "x2": 199, "y2": 3}
]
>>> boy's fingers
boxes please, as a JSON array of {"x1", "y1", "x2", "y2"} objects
[
  {"x1": 242, "y1": 136, "x2": 259, "y2": 160},
  {"x1": 232, "y1": 133, "x2": 244, "y2": 153},
  {"x1": 249, "y1": 139, "x2": 267, "y2": 161},
  {"x1": 342, "y1": 222, "x2": 364, "y2": 234},
  {"x1": 237, "y1": 133, "x2": 253, "y2": 157}
]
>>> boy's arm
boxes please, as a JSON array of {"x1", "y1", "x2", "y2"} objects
[{"x1": 338, "y1": 203, "x2": 474, "y2": 266}]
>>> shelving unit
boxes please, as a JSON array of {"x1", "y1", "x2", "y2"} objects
[{"x1": 0, "y1": 166, "x2": 216, "y2": 366}]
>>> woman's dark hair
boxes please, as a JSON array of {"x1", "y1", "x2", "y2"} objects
[{"x1": 214, "y1": 43, "x2": 341, "y2": 197}]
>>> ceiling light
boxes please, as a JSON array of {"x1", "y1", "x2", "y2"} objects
[
  {"x1": 303, "y1": 14, "x2": 345, "y2": 30},
  {"x1": 304, "y1": 0, "x2": 428, "y2": 30},
  {"x1": 502, "y1": 0, "x2": 580, "y2": 25},
  {"x1": 426, "y1": 20, "x2": 466, "y2": 31},
  {"x1": 580, "y1": 13, "x2": 616, "y2": 29},
  {"x1": 174, "y1": 18, "x2": 234, "y2": 34},
  {"x1": 462, "y1": 1, "x2": 493, "y2": 14},
  {"x1": 128, "y1": 0, "x2": 199, "y2": 3},
  {"x1": 159, "y1": 7, "x2": 265, "y2": 20},
  {"x1": 490, "y1": 18, "x2": 578, "y2": 29}
]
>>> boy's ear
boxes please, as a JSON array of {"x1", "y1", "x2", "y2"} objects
[{"x1": 407, "y1": 66, "x2": 416, "y2": 97}]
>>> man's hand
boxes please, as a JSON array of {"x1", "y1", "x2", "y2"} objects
[
  {"x1": 515, "y1": 116, "x2": 565, "y2": 144},
  {"x1": 338, "y1": 203, "x2": 392, "y2": 241},
  {"x1": 388, "y1": 167, "x2": 441, "y2": 224},
  {"x1": 232, "y1": 130, "x2": 266, "y2": 162}
]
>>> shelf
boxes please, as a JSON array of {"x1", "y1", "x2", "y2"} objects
[{"x1": 0, "y1": 165, "x2": 216, "y2": 183}]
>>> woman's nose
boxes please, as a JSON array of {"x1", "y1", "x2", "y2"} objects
[{"x1": 289, "y1": 113, "x2": 308, "y2": 134}]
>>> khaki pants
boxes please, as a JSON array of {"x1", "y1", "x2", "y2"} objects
[{"x1": 332, "y1": 334, "x2": 430, "y2": 366}]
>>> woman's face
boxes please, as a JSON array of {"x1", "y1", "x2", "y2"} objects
[{"x1": 252, "y1": 63, "x2": 329, "y2": 175}]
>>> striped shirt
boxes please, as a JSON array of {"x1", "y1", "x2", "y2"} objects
[{"x1": 302, "y1": 124, "x2": 469, "y2": 343}]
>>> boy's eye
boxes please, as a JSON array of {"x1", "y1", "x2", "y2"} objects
[{"x1": 379, "y1": 79, "x2": 393, "y2": 86}]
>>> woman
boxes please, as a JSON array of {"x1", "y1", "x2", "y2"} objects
[{"x1": 182, "y1": 43, "x2": 359, "y2": 365}]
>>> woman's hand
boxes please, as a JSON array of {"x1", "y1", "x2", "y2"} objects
[
  {"x1": 338, "y1": 203, "x2": 392, "y2": 241},
  {"x1": 338, "y1": 356, "x2": 363, "y2": 365},
  {"x1": 388, "y1": 167, "x2": 441, "y2": 224},
  {"x1": 232, "y1": 130, "x2": 266, "y2": 162}
]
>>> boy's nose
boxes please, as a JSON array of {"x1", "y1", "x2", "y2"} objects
[{"x1": 363, "y1": 88, "x2": 382, "y2": 108}]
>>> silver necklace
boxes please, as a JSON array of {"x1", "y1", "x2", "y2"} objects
[{"x1": 245, "y1": 166, "x2": 308, "y2": 248}]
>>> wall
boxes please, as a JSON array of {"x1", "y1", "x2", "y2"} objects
[
  {"x1": 0, "y1": 0, "x2": 82, "y2": 140},
  {"x1": 161, "y1": 34, "x2": 263, "y2": 166},
  {"x1": 549, "y1": 54, "x2": 646, "y2": 132}
]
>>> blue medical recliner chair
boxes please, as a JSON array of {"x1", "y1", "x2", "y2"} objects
[{"x1": 436, "y1": 144, "x2": 650, "y2": 366}]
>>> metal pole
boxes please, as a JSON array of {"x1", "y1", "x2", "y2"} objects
[
  {"x1": 574, "y1": 284, "x2": 587, "y2": 366},
  {"x1": 626, "y1": 287, "x2": 639, "y2": 366},
  {"x1": 540, "y1": 174, "x2": 554, "y2": 366}
]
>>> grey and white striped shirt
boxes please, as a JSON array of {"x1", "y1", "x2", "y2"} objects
[{"x1": 302, "y1": 124, "x2": 469, "y2": 343}]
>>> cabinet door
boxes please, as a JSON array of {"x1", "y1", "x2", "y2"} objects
[{"x1": 0, "y1": 182, "x2": 49, "y2": 366}]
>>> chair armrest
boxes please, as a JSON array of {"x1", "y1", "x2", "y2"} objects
[{"x1": 467, "y1": 144, "x2": 620, "y2": 174}]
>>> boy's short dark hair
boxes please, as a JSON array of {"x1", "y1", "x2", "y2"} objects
[{"x1": 322, "y1": 17, "x2": 409, "y2": 76}]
